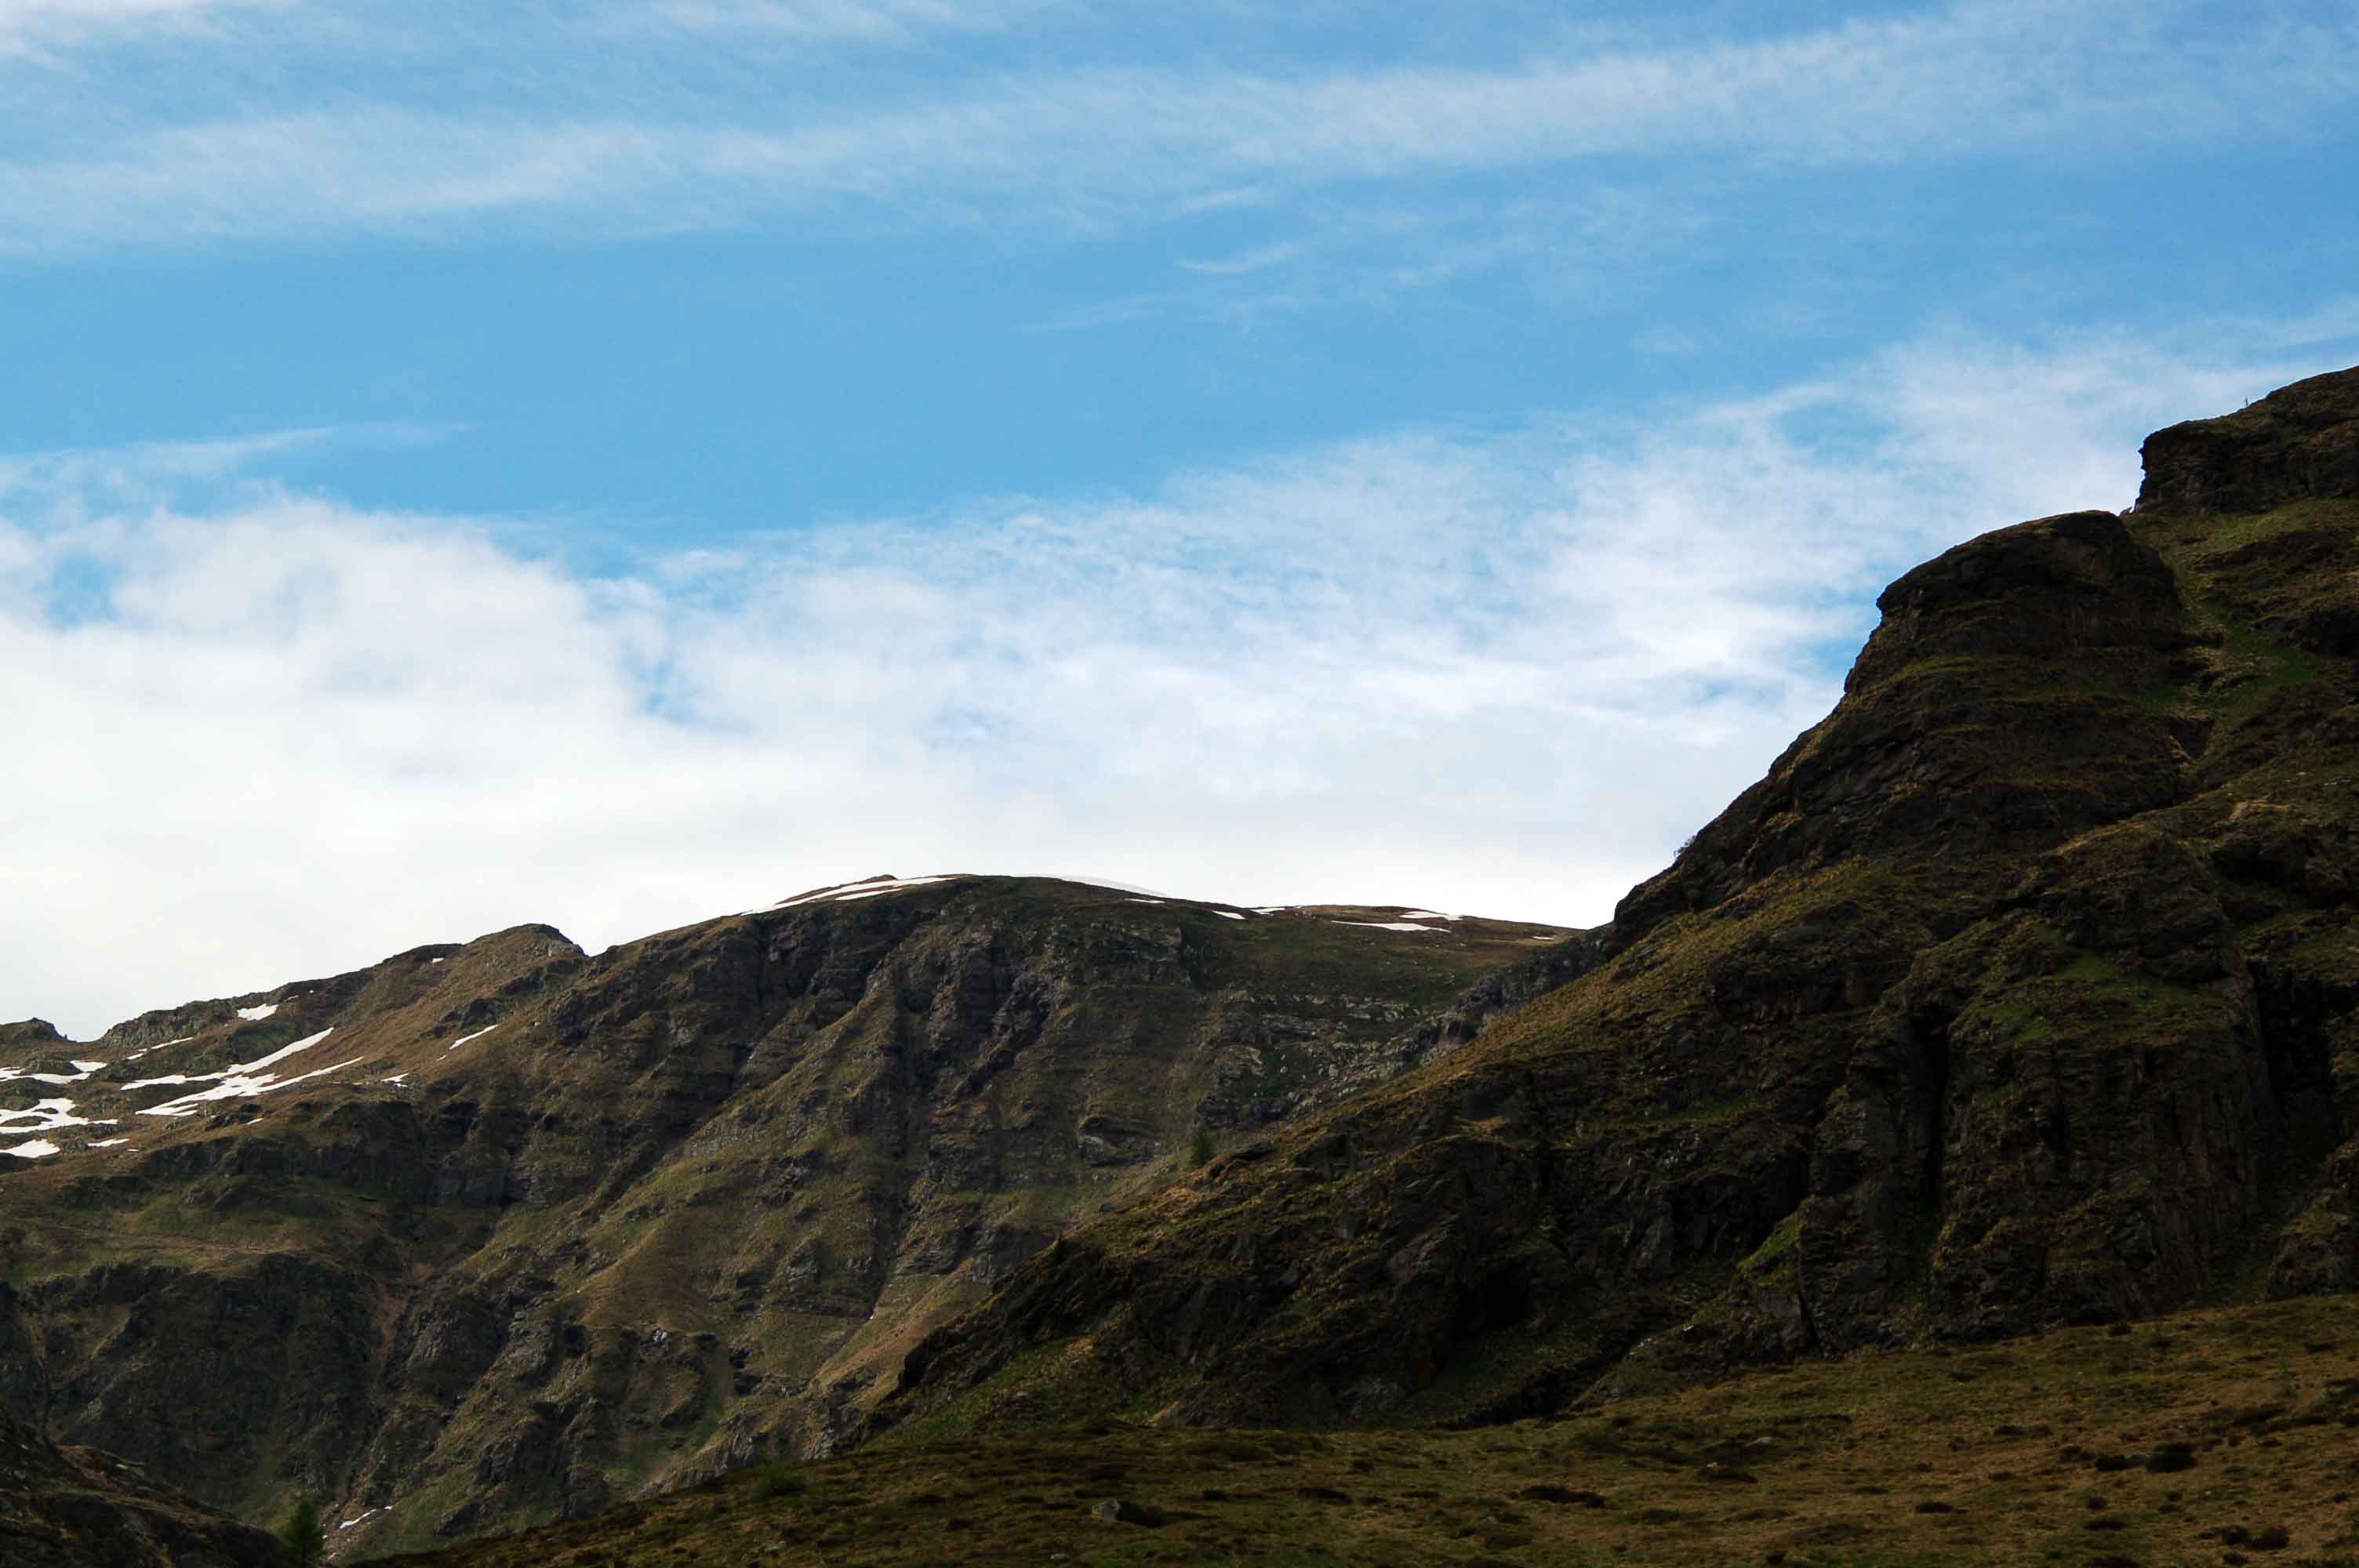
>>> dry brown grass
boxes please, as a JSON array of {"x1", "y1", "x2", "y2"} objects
[{"x1": 364, "y1": 1292, "x2": 2359, "y2": 1568}]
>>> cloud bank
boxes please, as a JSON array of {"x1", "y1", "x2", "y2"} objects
[{"x1": 1, "y1": 333, "x2": 2313, "y2": 1038}]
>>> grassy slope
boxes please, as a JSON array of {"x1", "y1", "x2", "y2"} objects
[{"x1": 369, "y1": 1292, "x2": 2359, "y2": 1568}]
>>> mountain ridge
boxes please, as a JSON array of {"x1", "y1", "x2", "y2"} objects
[{"x1": 1, "y1": 873, "x2": 1576, "y2": 1555}]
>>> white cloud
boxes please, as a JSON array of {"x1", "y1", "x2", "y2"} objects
[
  {"x1": 2, "y1": 332, "x2": 2323, "y2": 1040},
  {"x1": 0, "y1": 423, "x2": 449, "y2": 508},
  {"x1": 0, "y1": 0, "x2": 2350, "y2": 254},
  {"x1": 1175, "y1": 241, "x2": 1304, "y2": 276},
  {"x1": 625, "y1": 0, "x2": 1060, "y2": 41},
  {"x1": 0, "y1": 0, "x2": 283, "y2": 57}
]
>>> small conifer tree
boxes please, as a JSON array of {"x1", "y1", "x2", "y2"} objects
[
  {"x1": 1189, "y1": 1126, "x2": 1216, "y2": 1167},
  {"x1": 277, "y1": 1495, "x2": 326, "y2": 1568}
]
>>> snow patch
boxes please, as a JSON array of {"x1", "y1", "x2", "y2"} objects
[
  {"x1": 1125, "y1": 897, "x2": 1165, "y2": 905},
  {"x1": 383, "y1": 1073, "x2": 411, "y2": 1085},
  {"x1": 2, "y1": 1140, "x2": 60, "y2": 1160},
  {"x1": 760, "y1": 873, "x2": 961, "y2": 913},
  {"x1": 5, "y1": 1058, "x2": 107, "y2": 1087},
  {"x1": 447, "y1": 1024, "x2": 498, "y2": 1052},
  {"x1": 137, "y1": 1055, "x2": 362, "y2": 1117},
  {"x1": 88, "y1": 1138, "x2": 131, "y2": 1149},
  {"x1": 1336, "y1": 920, "x2": 1443, "y2": 933},
  {"x1": 1398, "y1": 911, "x2": 1459, "y2": 921},
  {"x1": 0, "y1": 1098, "x2": 118, "y2": 1135},
  {"x1": 236, "y1": 1004, "x2": 278, "y2": 1021},
  {"x1": 127, "y1": 1029, "x2": 347, "y2": 1116},
  {"x1": 125, "y1": 1028, "x2": 336, "y2": 1090}
]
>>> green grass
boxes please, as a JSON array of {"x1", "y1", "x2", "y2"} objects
[{"x1": 359, "y1": 1292, "x2": 2359, "y2": 1568}]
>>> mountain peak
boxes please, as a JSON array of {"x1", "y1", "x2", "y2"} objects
[
  {"x1": 0, "y1": 1019, "x2": 64, "y2": 1051},
  {"x1": 1856, "y1": 507, "x2": 2189, "y2": 690},
  {"x1": 2137, "y1": 361, "x2": 2359, "y2": 514}
]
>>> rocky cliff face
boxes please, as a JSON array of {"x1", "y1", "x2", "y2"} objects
[
  {"x1": 0, "y1": 877, "x2": 1568, "y2": 1555},
  {"x1": 868, "y1": 366, "x2": 2359, "y2": 1439},
  {"x1": 0, "y1": 1406, "x2": 276, "y2": 1568}
]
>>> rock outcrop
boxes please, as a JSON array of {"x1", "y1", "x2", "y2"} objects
[
  {"x1": 2139, "y1": 365, "x2": 2359, "y2": 515},
  {"x1": 868, "y1": 365, "x2": 2359, "y2": 1439},
  {"x1": 0, "y1": 1406, "x2": 276, "y2": 1568}
]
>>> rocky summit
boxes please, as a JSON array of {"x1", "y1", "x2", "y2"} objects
[{"x1": 4, "y1": 368, "x2": 2358, "y2": 1566}]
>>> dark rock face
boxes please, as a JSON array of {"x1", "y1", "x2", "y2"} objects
[
  {"x1": 2139, "y1": 366, "x2": 2359, "y2": 515},
  {"x1": 0, "y1": 1407, "x2": 276, "y2": 1568},
  {"x1": 870, "y1": 365, "x2": 2359, "y2": 1439},
  {"x1": 41, "y1": 1255, "x2": 381, "y2": 1506},
  {"x1": 0, "y1": 884, "x2": 1564, "y2": 1552},
  {"x1": 1622, "y1": 509, "x2": 2198, "y2": 939}
]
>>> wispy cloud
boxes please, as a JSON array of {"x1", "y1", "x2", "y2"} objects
[
  {"x1": 626, "y1": 0, "x2": 1064, "y2": 42},
  {"x1": 1175, "y1": 240, "x2": 1303, "y2": 276},
  {"x1": 0, "y1": 421, "x2": 452, "y2": 505},
  {"x1": 0, "y1": 0, "x2": 2350, "y2": 255},
  {"x1": 0, "y1": 0, "x2": 285, "y2": 58},
  {"x1": 0, "y1": 330, "x2": 2321, "y2": 1036}
]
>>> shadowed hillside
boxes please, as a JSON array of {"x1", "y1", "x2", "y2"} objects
[
  {"x1": 370, "y1": 1293, "x2": 2359, "y2": 1567},
  {"x1": 0, "y1": 877, "x2": 1571, "y2": 1554},
  {"x1": 0, "y1": 1405, "x2": 277, "y2": 1568}
]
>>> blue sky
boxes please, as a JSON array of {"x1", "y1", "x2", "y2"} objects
[{"x1": 2, "y1": 0, "x2": 2356, "y2": 1036}]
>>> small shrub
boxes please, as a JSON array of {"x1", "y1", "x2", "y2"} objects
[
  {"x1": 275, "y1": 1496, "x2": 325, "y2": 1568},
  {"x1": 757, "y1": 1460, "x2": 808, "y2": 1498},
  {"x1": 1189, "y1": 1127, "x2": 1216, "y2": 1167}
]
